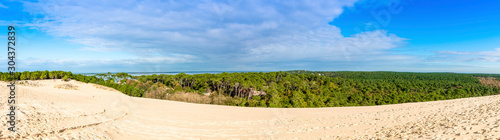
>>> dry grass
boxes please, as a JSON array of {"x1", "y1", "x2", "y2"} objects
[
  {"x1": 54, "y1": 83, "x2": 79, "y2": 90},
  {"x1": 93, "y1": 84, "x2": 116, "y2": 91},
  {"x1": 161, "y1": 91, "x2": 237, "y2": 105},
  {"x1": 210, "y1": 94, "x2": 238, "y2": 105},
  {"x1": 144, "y1": 85, "x2": 168, "y2": 99},
  {"x1": 143, "y1": 84, "x2": 237, "y2": 105},
  {"x1": 167, "y1": 91, "x2": 212, "y2": 104},
  {"x1": 21, "y1": 81, "x2": 44, "y2": 87},
  {"x1": 477, "y1": 77, "x2": 500, "y2": 87}
]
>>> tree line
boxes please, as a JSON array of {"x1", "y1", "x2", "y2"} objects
[
  {"x1": 1, "y1": 70, "x2": 499, "y2": 108},
  {"x1": 129, "y1": 71, "x2": 500, "y2": 107}
]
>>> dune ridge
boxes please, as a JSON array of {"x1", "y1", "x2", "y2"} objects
[{"x1": 1, "y1": 80, "x2": 499, "y2": 139}]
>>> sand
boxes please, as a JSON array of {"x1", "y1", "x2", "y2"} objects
[{"x1": 0, "y1": 80, "x2": 499, "y2": 139}]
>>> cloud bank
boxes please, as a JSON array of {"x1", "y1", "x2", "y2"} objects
[{"x1": 18, "y1": 0, "x2": 411, "y2": 71}]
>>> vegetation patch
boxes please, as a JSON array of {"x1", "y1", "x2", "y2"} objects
[
  {"x1": 20, "y1": 81, "x2": 44, "y2": 87},
  {"x1": 93, "y1": 84, "x2": 116, "y2": 91},
  {"x1": 477, "y1": 77, "x2": 500, "y2": 88},
  {"x1": 54, "y1": 83, "x2": 79, "y2": 90},
  {"x1": 166, "y1": 91, "x2": 212, "y2": 104}
]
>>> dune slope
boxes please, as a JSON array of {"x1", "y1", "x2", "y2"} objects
[{"x1": 1, "y1": 80, "x2": 499, "y2": 139}]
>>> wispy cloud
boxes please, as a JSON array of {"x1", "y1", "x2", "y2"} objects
[
  {"x1": 434, "y1": 48, "x2": 500, "y2": 62},
  {"x1": 0, "y1": 3, "x2": 8, "y2": 9},
  {"x1": 1, "y1": 55, "x2": 197, "y2": 73}
]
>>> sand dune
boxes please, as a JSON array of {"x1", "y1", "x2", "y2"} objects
[{"x1": 1, "y1": 80, "x2": 499, "y2": 139}]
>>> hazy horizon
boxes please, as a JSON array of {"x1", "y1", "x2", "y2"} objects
[{"x1": 65, "y1": 70, "x2": 500, "y2": 75}]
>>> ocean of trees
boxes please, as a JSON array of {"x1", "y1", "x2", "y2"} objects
[{"x1": 1, "y1": 70, "x2": 499, "y2": 108}]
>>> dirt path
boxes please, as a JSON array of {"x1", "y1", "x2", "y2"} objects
[{"x1": 1, "y1": 80, "x2": 499, "y2": 139}]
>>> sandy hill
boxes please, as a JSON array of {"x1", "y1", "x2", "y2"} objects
[{"x1": 0, "y1": 80, "x2": 499, "y2": 139}]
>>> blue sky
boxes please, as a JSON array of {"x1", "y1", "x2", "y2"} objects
[{"x1": 0, "y1": 0, "x2": 499, "y2": 73}]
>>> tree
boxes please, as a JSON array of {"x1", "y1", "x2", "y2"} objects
[
  {"x1": 63, "y1": 75, "x2": 69, "y2": 81},
  {"x1": 291, "y1": 91, "x2": 307, "y2": 108},
  {"x1": 20, "y1": 73, "x2": 27, "y2": 80},
  {"x1": 40, "y1": 71, "x2": 48, "y2": 80},
  {"x1": 267, "y1": 87, "x2": 282, "y2": 107}
]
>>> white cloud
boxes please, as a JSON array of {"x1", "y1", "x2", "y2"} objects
[
  {"x1": 242, "y1": 28, "x2": 407, "y2": 62},
  {"x1": 20, "y1": 0, "x2": 407, "y2": 66},
  {"x1": 435, "y1": 48, "x2": 500, "y2": 62}
]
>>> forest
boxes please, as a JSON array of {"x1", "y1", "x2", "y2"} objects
[{"x1": 1, "y1": 70, "x2": 499, "y2": 108}]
